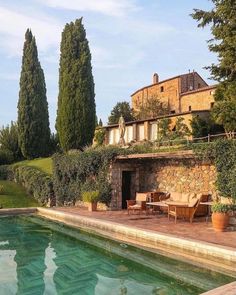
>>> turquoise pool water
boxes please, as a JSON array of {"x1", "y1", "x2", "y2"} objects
[{"x1": 0, "y1": 215, "x2": 233, "y2": 295}]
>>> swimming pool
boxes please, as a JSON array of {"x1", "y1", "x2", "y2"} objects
[{"x1": 0, "y1": 215, "x2": 234, "y2": 294}]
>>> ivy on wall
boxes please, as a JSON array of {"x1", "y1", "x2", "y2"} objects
[
  {"x1": 53, "y1": 146, "x2": 127, "y2": 205},
  {"x1": 193, "y1": 139, "x2": 236, "y2": 202}
]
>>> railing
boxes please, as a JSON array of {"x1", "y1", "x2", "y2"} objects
[{"x1": 152, "y1": 132, "x2": 236, "y2": 150}]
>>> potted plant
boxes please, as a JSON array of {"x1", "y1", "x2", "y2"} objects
[
  {"x1": 211, "y1": 202, "x2": 231, "y2": 232},
  {"x1": 82, "y1": 190, "x2": 100, "y2": 212}
]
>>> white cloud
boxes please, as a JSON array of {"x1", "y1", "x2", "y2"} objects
[
  {"x1": 38, "y1": 0, "x2": 138, "y2": 16},
  {"x1": 0, "y1": 6, "x2": 62, "y2": 56}
]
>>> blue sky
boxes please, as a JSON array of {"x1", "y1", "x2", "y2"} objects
[{"x1": 0, "y1": 0, "x2": 215, "y2": 130}]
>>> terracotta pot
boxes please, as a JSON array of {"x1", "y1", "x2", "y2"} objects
[
  {"x1": 212, "y1": 212, "x2": 230, "y2": 232},
  {"x1": 88, "y1": 202, "x2": 97, "y2": 212}
]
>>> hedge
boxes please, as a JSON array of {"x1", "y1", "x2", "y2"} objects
[
  {"x1": 53, "y1": 146, "x2": 125, "y2": 206},
  {"x1": 0, "y1": 164, "x2": 54, "y2": 206},
  {"x1": 0, "y1": 150, "x2": 14, "y2": 165}
]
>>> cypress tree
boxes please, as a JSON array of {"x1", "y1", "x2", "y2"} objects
[
  {"x1": 18, "y1": 29, "x2": 51, "y2": 159},
  {"x1": 56, "y1": 18, "x2": 96, "y2": 151}
]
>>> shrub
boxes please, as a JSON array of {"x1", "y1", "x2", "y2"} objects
[
  {"x1": 6, "y1": 165, "x2": 54, "y2": 206},
  {"x1": 0, "y1": 165, "x2": 9, "y2": 180},
  {"x1": 53, "y1": 146, "x2": 125, "y2": 206},
  {"x1": 0, "y1": 185, "x2": 4, "y2": 194},
  {"x1": 82, "y1": 191, "x2": 100, "y2": 203},
  {"x1": 0, "y1": 150, "x2": 14, "y2": 165},
  {"x1": 193, "y1": 139, "x2": 236, "y2": 204},
  {"x1": 211, "y1": 203, "x2": 232, "y2": 213}
]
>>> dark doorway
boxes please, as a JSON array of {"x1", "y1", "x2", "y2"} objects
[{"x1": 122, "y1": 171, "x2": 135, "y2": 209}]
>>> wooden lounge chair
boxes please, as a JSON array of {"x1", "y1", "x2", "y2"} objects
[
  {"x1": 167, "y1": 194, "x2": 202, "y2": 223},
  {"x1": 126, "y1": 193, "x2": 147, "y2": 215}
]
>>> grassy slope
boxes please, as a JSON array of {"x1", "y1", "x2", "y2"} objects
[
  {"x1": 14, "y1": 157, "x2": 53, "y2": 175},
  {"x1": 0, "y1": 180, "x2": 40, "y2": 208}
]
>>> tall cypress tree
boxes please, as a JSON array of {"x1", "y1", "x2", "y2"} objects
[
  {"x1": 56, "y1": 18, "x2": 96, "y2": 151},
  {"x1": 18, "y1": 29, "x2": 51, "y2": 159}
]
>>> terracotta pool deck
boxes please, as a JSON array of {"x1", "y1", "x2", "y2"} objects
[{"x1": 54, "y1": 207, "x2": 236, "y2": 249}]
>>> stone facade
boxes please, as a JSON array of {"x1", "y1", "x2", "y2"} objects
[
  {"x1": 180, "y1": 86, "x2": 216, "y2": 113},
  {"x1": 131, "y1": 71, "x2": 210, "y2": 114},
  {"x1": 109, "y1": 153, "x2": 217, "y2": 210}
]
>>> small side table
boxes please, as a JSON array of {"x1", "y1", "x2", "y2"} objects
[{"x1": 200, "y1": 202, "x2": 213, "y2": 222}]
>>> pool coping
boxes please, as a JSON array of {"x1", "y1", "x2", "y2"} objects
[{"x1": 1, "y1": 207, "x2": 236, "y2": 294}]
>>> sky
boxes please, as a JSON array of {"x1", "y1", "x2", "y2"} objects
[{"x1": 0, "y1": 0, "x2": 216, "y2": 130}]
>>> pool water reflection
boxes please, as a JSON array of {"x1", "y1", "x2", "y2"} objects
[{"x1": 0, "y1": 215, "x2": 233, "y2": 295}]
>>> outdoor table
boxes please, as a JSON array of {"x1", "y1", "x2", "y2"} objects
[{"x1": 146, "y1": 201, "x2": 168, "y2": 215}]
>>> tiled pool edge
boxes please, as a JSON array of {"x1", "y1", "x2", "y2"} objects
[
  {"x1": 0, "y1": 207, "x2": 37, "y2": 215},
  {"x1": 36, "y1": 208, "x2": 236, "y2": 276},
  {"x1": 200, "y1": 281, "x2": 236, "y2": 295}
]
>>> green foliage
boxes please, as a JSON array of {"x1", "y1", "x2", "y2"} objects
[
  {"x1": 157, "y1": 117, "x2": 190, "y2": 143},
  {"x1": 2, "y1": 165, "x2": 54, "y2": 205},
  {"x1": 211, "y1": 203, "x2": 231, "y2": 213},
  {"x1": 0, "y1": 122, "x2": 22, "y2": 161},
  {"x1": 0, "y1": 150, "x2": 14, "y2": 165},
  {"x1": 211, "y1": 100, "x2": 236, "y2": 136},
  {"x1": 0, "y1": 184, "x2": 4, "y2": 194},
  {"x1": 158, "y1": 118, "x2": 171, "y2": 141},
  {"x1": 193, "y1": 139, "x2": 236, "y2": 202},
  {"x1": 192, "y1": 1, "x2": 236, "y2": 83},
  {"x1": 98, "y1": 119, "x2": 103, "y2": 127},
  {"x1": 53, "y1": 146, "x2": 125, "y2": 205},
  {"x1": 0, "y1": 165, "x2": 9, "y2": 180},
  {"x1": 192, "y1": 1, "x2": 236, "y2": 134},
  {"x1": 56, "y1": 18, "x2": 95, "y2": 151},
  {"x1": 108, "y1": 101, "x2": 134, "y2": 125},
  {"x1": 18, "y1": 29, "x2": 51, "y2": 159},
  {"x1": 135, "y1": 95, "x2": 169, "y2": 120},
  {"x1": 171, "y1": 117, "x2": 191, "y2": 139},
  {"x1": 191, "y1": 116, "x2": 210, "y2": 138},
  {"x1": 82, "y1": 191, "x2": 100, "y2": 203},
  {"x1": 15, "y1": 157, "x2": 53, "y2": 175},
  {"x1": 0, "y1": 180, "x2": 39, "y2": 208},
  {"x1": 94, "y1": 128, "x2": 106, "y2": 146}
]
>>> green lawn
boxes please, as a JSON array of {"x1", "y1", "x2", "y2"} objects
[
  {"x1": 14, "y1": 157, "x2": 53, "y2": 175},
  {"x1": 0, "y1": 180, "x2": 40, "y2": 208}
]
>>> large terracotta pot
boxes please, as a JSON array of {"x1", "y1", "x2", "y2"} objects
[
  {"x1": 212, "y1": 212, "x2": 229, "y2": 232},
  {"x1": 88, "y1": 202, "x2": 97, "y2": 212}
]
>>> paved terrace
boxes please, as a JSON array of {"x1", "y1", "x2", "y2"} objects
[{"x1": 54, "y1": 207, "x2": 236, "y2": 248}]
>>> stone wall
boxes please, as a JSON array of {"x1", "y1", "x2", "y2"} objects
[
  {"x1": 110, "y1": 156, "x2": 217, "y2": 210},
  {"x1": 139, "y1": 158, "x2": 216, "y2": 195}
]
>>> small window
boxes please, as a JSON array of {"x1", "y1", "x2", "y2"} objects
[
  {"x1": 189, "y1": 106, "x2": 192, "y2": 111},
  {"x1": 160, "y1": 86, "x2": 164, "y2": 92},
  {"x1": 170, "y1": 110, "x2": 175, "y2": 114},
  {"x1": 198, "y1": 83, "x2": 201, "y2": 88},
  {"x1": 210, "y1": 102, "x2": 214, "y2": 108}
]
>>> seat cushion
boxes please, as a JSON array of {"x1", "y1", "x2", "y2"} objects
[
  {"x1": 188, "y1": 196, "x2": 198, "y2": 207},
  {"x1": 169, "y1": 192, "x2": 182, "y2": 202},
  {"x1": 136, "y1": 193, "x2": 147, "y2": 201},
  {"x1": 181, "y1": 193, "x2": 190, "y2": 203}
]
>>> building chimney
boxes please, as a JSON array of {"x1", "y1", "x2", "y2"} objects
[{"x1": 153, "y1": 73, "x2": 159, "y2": 84}]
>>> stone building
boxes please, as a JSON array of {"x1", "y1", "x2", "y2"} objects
[
  {"x1": 109, "y1": 151, "x2": 216, "y2": 210},
  {"x1": 103, "y1": 71, "x2": 216, "y2": 145},
  {"x1": 131, "y1": 71, "x2": 215, "y2": 114}
]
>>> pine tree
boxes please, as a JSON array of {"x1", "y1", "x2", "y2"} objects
[
  {"x1": 192, "y1": 1, "x2": 236, "y2": 135},
  {"x1": 98, "y1": 119, "x2": 103, "y2": 127},
  {"x1": 56, "y1": 18, "x2": 96, "y2": 151},
  {"x1": 108, "y1": 101, "x2": 134, "y2": 125},
  {"x1": 18, "y1": 29, "x2": 51, "y2": 159}
]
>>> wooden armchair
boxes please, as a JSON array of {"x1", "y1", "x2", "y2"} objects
[
  {"x1": 167, "y1": 195, "x2": 202, "y2": 223},
  {"x1": 127, "y1": 193, "x2": 147, "y2": 215}
]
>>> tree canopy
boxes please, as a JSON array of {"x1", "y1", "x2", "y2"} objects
[
  {"x1": 192, "y1": 0, "x2": 236, "y2": 136},
  {"x1": 56, "y1": 18, "x2": 96, "y2": 151},
  {"x1": 108, "y1": 101, "x2": 134, "y2": 125},
  {"x1": 18, "y1": 29, "x2": 51, "y2": 159},
  {"x1": 135, "y1": 95, "x2": 169, "y2": 120}
]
